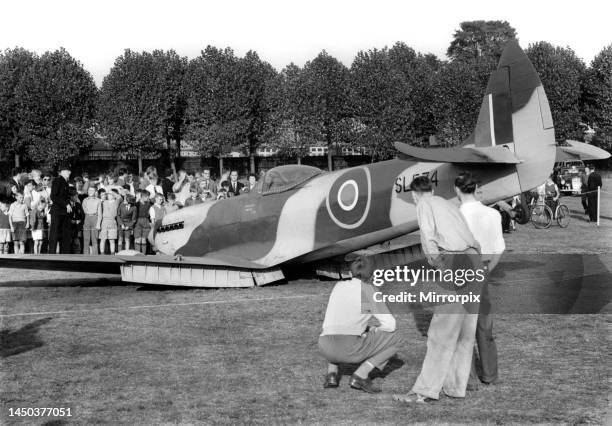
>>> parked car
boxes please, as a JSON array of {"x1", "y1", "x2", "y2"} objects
[{"x1": 555, "y1": 160, "x2": 585, "y2": 194}]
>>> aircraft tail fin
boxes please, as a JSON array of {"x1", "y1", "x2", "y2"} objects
[{"x1": 470, "y1": 40, "x2": 556, "y2": 192}]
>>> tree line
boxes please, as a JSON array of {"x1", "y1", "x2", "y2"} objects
[{"x1": 1, "y1": 21, "x2": 611, "y2": 173}]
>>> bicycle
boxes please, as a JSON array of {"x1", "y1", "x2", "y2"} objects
[{"x1": 530, "y1": 197, "x2": 571, "y2": 228}]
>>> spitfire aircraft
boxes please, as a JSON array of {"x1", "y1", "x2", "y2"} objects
[{"x1": 0, "y1": 41, "x2": 580, "y2": 287}]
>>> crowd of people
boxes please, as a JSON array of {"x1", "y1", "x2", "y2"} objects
[{"x1": 0, "y1": 164, "x2": 260, "y2": 255}]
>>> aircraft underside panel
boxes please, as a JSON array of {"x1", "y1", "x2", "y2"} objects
[{"x1": 120, "y1": 263, "x2": 284, "y2": 287}]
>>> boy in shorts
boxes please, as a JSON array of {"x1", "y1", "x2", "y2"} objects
[
  {"x1": 99, "y1": 191, "x2": 119, "y2": 254},
  {"x1": 30, "y1": 199, "x2": 49, "y2": 254},
  {"x1": 117, "y1": 194, "x2": 137, "y2": 251},
  {"x1": 134, "y1": 190, "x2": 151, "y2": 254},
  {"x1": 82, "y1": 186, "x2": 102, "y2": 255},
  {"x1": 0, "y1": 200, "x2": 12, "y2": 254},
  {"x1": 9, "y1": 192, "x2": 29, "y2": 254}
]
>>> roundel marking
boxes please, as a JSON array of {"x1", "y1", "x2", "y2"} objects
[
  {"x1": 326, "y1": 167, "x2": 371, "y2": 229},
  {"x1": 337, "y1": 180, "x2": 358, "y2": 211}
]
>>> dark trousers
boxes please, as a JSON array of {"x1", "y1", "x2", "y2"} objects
[
  {"x1": 470, "y1": 283, "x2": 498, "y2": 384},
  {"x1": 587, "y1": 194, "x2": 598, "y2": 221},
  {"x1": 581, "y1": 193, "x2": 588, "y2": 212},
  {"x1": 48, "y1": 214, "x2": 72, "y2": 254}
]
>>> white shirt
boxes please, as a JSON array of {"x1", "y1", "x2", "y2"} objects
[
  {"x1": 460, "y1": 200, "x2": 505, "y2": 255},
  {"x1": 321, "y1": 278, "x2": 396, "y2": 336},
  {"x1": 146, "y1": 184, "x2": 164, "y2": 198},
  {"x1": 32, "y1": 187, "x2": 51, "y2": 206}
]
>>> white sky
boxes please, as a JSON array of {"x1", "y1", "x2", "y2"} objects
[{"x1": 1, "y1": 0, "x2": 611, "y2": 86}]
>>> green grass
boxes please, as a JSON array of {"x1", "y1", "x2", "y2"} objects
[{"x1": 1, "y1": 183, "x2": 611, "y2": 425}]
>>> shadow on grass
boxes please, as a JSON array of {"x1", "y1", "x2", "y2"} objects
[
  {"x1": 336, "y1": 355, "x2": 406, "y2": 379},
  {"x1": 0, "y1": 317, "x2": 52, "y2": 358}
]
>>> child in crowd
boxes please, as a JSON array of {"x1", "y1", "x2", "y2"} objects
[
  {"x1": 164, "y1": 192, "x2": 179, "y2": 214},
  {"x1": 117, "y1": 194, "x2": 137, "y2": 251},
  {"x1": 134, "y1": 190, "x2": 151, "y2": 254},
  {"x1": 199, "y1": 187, "x2": 210, "y2": 204},
  {"x1": 0, "y1": 201, "x2": 12, "y2": 254},
  {"x1": 99, "y1": 191, "x2": 119, "y2": 255},
  {"x1": 30, "y1": 199, "x2": 48, "y2": 254},
  {"x1": 9, "y1": 192, "x2": 29, "y2": 254},
  {"x1": 149, "y1": 193, "x2": 165, "y2": 253},
  {"x1": 69, "y1": 189, "x2": 84, "y2": 254},
  {"x1": 82, "y1": 186, "x2": 102, "y2": 255},
  {"x1": 216, "y1": 187, "x2": 228, "y2": 200},
  {"x1": 149, "y1": 193, "x2": 165, "y2": 223},
  {"x1": 184, "y1": 185, "x2": 202, "y2": 207}
]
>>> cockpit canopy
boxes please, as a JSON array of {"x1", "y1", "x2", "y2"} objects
[{"x1": 261, "y1": 165, "x2": 322, "y2": 194}]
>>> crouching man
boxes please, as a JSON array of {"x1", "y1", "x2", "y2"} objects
[{"x1": 318, "y1": 256, "x2": 402, "y2": 393}]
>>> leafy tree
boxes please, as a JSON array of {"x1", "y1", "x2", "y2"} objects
[
  {"x1": 234, "y1": 51, "x2": 277, "y2": 172},
  {"x1": 448, "y1": 20, "x2": 517, "y2": 65},
  {"x1": 185, "y1": 46, "x2": 241, "y2": 173},
  {"x1": 582, "y1": 44, "x2": 612, "y2": 150},
  {"x1": 265, "y1": 64, "x2": 311, "y2": 163},
  {"x1": 350, "y1": 46, "x2": 413, "y2": 159},
  {"x1": 430, "y1": 60, "x2": 484, "y2": 146},
  {"x1": 185, "y1": 47, "x2": 276, "y2": 174},
  {"x1": 388, "y1": 43, "x2": 443, "y2": 144},
  {"x1": 16, "y1": 48, "x2": 97, "y2": 167},
  {"x1": 99, "y1": 49, "x2": 187, "y2": 173},
  {"x1": 295, "y1": 51, "x2": 351, "y2": 171},
  {"x1": 0, "y1": 48, "x2": 37, "y2": 167},
  {"x1": 150, "y1": 50, "x2": 188, "y2": 174},
  {"x1": 527, "y1": 42, "x2": 586, "y2": 141}
]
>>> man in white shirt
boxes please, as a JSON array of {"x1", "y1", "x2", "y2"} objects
[
  {"x1": 455, "y1": 172, "x2": 505, "y2": 386},
  {"x1": 393, "y1": 176, "x2": 481, "y2": 404},
  {"x1": 319, "y1": 256, "x2": 401, "y2": 393}
]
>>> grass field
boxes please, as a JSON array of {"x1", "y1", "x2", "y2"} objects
[{"x1": 1, "y1": 186, "x2": 611, "y2": 425}]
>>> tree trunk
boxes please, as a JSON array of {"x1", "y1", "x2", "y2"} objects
[
  {"x1": 297, "y1": 155, "x2": 301, "y2": 165},
  {"x1": 167, "y1": 136, "x2": 177, "y2": 178},
  {"x1": 14, "y1": 153, "x2": 20, "y2": 168},
  {"x1": 326, "y1": 140, "x2": 333, "y2": 171},
  {"x1": 249, "y1": 138, "x2": 256, "y2": 174},
  {"x1": 138, "y1": 153, "x2": 143, "y2": 174},
  {"x1": 219, "y1": 157, "x2": 224, "y2": 178}
]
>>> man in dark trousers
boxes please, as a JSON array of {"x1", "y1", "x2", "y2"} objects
[
  {"x1": 586, "y1": 165, "x2": 603, "y2": 222},
  {"x1": 48, "y1": 164, "x2": 73, "y2": 254},
  {"x1": 581, "y1": 166, "x2": 590, "y2": 214}
]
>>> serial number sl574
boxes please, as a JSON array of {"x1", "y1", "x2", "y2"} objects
[{"x1": 8, "y1": 407, "x2": 72, "y2": 417}]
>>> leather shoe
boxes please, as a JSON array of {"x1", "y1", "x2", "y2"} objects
[
  {"x1": 323, "y1": 372, "x2": 339, "y2": 388},
  {"x1": 349, "y1": 374, "x2": 381, "y2": 393}
]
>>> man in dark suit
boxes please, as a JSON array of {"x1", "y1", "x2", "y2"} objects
[
  {"x1": 586, "y1": 165, "x2": 603, "y2": 222},
  {"x1": 581, "y1": 167, "x2": 590, "y2": 214},
  {"x1": 161, "y1": 168, "x2": 175, "y2": 198},
  {"x1": 223, "y1": 170, "x2": 244, "y2": 197},
  {"x1": 11, "y1": 167, "x2": 24, "y2": 194},
  {"x1": 49, "y1": 164, "x2": 73, "y2": 254}
]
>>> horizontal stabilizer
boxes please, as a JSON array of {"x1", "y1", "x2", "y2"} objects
[{"x1": 394, "y1": 142, "x2": 521, "y2": 164}]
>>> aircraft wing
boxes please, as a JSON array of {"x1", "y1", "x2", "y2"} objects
[
  {"x1": 394, "y1": 142, "x2": 521, "y2": 164},
  {"x1": 0, "y1": 252, "x2": 269, "y2": 275}
]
